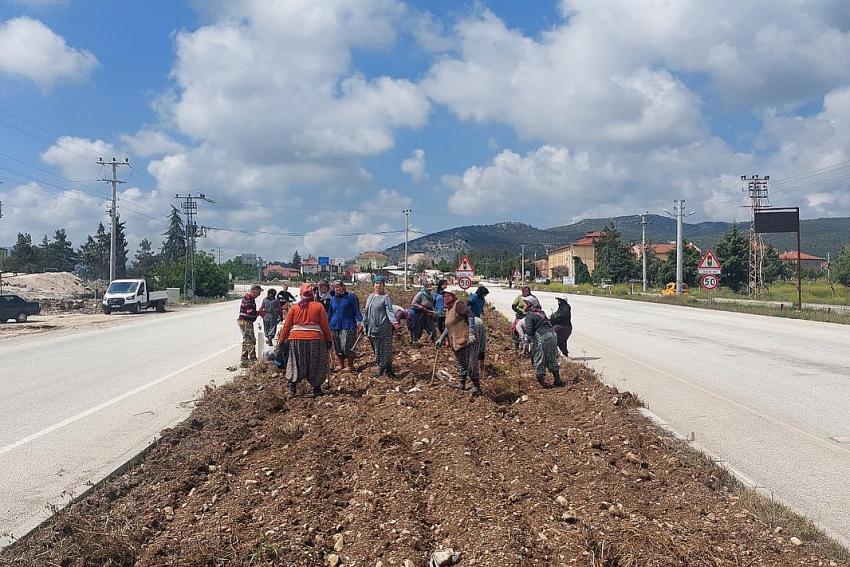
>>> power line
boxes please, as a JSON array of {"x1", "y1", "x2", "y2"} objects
[
  {"x1": 97, "y1": 157, "x2": 130, "y2": 282},
  {"x1": 175, "y1": 193, "x2": 214, "y2": 298}
]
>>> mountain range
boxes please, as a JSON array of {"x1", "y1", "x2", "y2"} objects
[{"x1": 385, "y1": 215, "x2": 850, "y2": 261}]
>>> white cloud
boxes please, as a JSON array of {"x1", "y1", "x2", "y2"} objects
[
  {"x1": 40, "y1": 136, "x2": 117, "y2": 181},
  {"x1": 401, "y1": 148, "x2": 427, "y2": 183},
  {"x1": 120, "y1": 130, "x2": 185, "y2": 158},
  {"x1": 0, "y1": 17, "x2": 97, "y2": 90}
]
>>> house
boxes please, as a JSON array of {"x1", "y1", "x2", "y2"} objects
[
  {"x1": 546, "y1": 230, "x2": 603, "y2": 278},
  {"x1": 779, "y1": 250, "x2": 827, "y2": 272},
  {"x1": 631, "y1": 242, "x2": 701, "y2": 261},
  {"x1": 300, "y1": 256, "x2": 320, "y2": 276},
  {"x1": 264, "y1": 265, "x2": 300, "y2": 279},
  {"x1": 534, "y1": 259, "x2": 548, "y2": 278},
  {"x1": 407, "y1": 252, "x2": 434, "y2": 269},
  {"x1": 356, "y1": 251, "x2": 389, "y2": 271}
]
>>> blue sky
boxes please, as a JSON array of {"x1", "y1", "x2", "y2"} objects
[{"x1": 2, "y1": 0, "x2": 850, "y2": 260}]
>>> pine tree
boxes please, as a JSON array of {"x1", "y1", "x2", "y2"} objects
[
  {"x1": 161, "y1": 206, "x2": 186, "y2": 264},
  {"x1": 47, "y1": 229, "x2": 76, "y2": 272},
  {"x1": 291, "y1": 250, "x2": 302, "y2": 269},
  {"x1": 132, "y1": 238, "x2": 159, "y2": 277},
  {"x1": 115, "y1": 217, "x2": 129, "y2": 278},
  {"x1": 593, "y1": 225, "x2": 639, "y2": 283},
  {"x1": 714, "y1": 225, "x2": 749, "y2": 292},
  {"x1": 9, "y1": 233, "x2": 38, "y2": 272}
]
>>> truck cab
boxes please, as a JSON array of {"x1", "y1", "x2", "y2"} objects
[{"x1": 102, "y1": 279, "x2": 168, "y2": 314}]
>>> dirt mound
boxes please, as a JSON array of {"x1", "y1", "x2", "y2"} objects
[
  {"x1": 3, "y1": 272, "x2": 91, "y2": 300},
  {"x1": 1, "y1": 297, "x2": 846, "y2": 566}
]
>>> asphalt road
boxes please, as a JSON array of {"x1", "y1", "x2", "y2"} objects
[
  {"x1": 0, "y1": 301, "x2": 243, "y2": 548},
  {"x1": 488, "y1": 287, "x2": 850, "y2": 548}
]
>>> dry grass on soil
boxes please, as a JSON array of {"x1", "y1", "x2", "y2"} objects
[{"x1": 1, "y1": 291, "x2": 847, "y2": 567}]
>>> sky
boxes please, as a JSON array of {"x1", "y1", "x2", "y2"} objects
[{"x1": 2, "y1": 0, "x2": 850, "y2": 261}]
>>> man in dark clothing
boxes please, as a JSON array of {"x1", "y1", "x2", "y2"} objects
[
  {"x1": 238, "y1": 284, "x2": 263, "y2": 366},
  {"x1": 550, "y1": 294, "x2": 572, "y2": 357},
  {"x1": 468, "y1": 285, "x2": 489, "y2": 317},
  {"x1": 277, "y1": 285, "x2": 296, "y2": 304}
]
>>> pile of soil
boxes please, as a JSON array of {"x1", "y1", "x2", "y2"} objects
[
  {"x1": 3, "y1": 272, "x2": 91, "y2": 300},
  {"x1": 1, "y1": 293, "x2": 846, "y2": 566}
]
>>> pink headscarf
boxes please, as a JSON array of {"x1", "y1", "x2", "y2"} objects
[{"x1": 298, "y1": 283, "x2": 314, "y2": 308}]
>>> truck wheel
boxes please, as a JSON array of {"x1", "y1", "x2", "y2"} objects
[
  {"x1": 103, "y1": 308, "x2": 112, "y2": 315},
  {"x1": 156, "y1": 302, "x2": 166, "y2": 313},
  {"x1": 131, "y1": 303, "x2": 141, "y2": 314},
  {"x1": 16, "y1": 312, "x2": 28, "y2": 323}
]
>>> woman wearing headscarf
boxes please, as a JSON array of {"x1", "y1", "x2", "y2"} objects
[
  {"x1": 363, "y1": 276, "x2": 400, "y2": 377},
  {"x1": 259, "y1": 288, "x2": 283, "y2": 346},
  {"x1": 410, "y1": 280, "x2": 436, "y2": 342},
  {"x1": 277, "y1": 283, "x2": 334, "y2": 397},
  {"x1": 436, "y1": 291, "x2": 481, "y2": 396},
  {"x1": 523, "y1": 295, "x2": 564, "y2": 388},
  {"x1": 550, "y1": 294, "x2": 572, "y2": 358},
  {"x1": 327, "y1": 280, "x2": 363, "y2": 371},
  {"x1": 434, "y1": 279, "x2": 448, "y2": 334},
  {"x1": 317, "y1": 280, "x2": 333, "y2": 311}
]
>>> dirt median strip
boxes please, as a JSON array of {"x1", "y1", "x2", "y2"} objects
[{"x1": 1, "y1": 290, "x2": 847, "y2": 566}]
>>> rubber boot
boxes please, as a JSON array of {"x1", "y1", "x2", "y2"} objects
[
  {"x1": 552, "y1": 370, "x2": 565, "y2": 388},
  {"x1": 311, "y1": 384, "x2": 323, "y2": 397},
  {"x1": 287, "y1": 381, "x2": 297, "y2": 396},
  {"x1": 470, "y1": 381, "x2": 482, "y2": 397},
  {"x1": 457, "y1": 377, "x2": 467, "y2": 391},
  {"x1": 536, "y1": 374, "x2": 547, "y2": 388},
  {"x1": 385, "y1": 365, "x2": 397, "y2": 379}
]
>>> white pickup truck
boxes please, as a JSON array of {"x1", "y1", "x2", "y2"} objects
[{"x1": 102, "y1": 279, "x2": 168, "y2": 314}]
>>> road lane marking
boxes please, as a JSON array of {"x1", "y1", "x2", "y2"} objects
[
  {"x1": 0, "y1": 344, "x2": 238, "y2": 457},
  {"x1": 574, "y1": 333, "x2": 850, "y2": 455}
]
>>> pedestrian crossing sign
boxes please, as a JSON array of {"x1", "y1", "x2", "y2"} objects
[{"x1": 456, "y1": 256, "x2": 475, "y2": 274}]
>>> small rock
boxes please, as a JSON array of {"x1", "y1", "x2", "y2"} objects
[
  {"x1": 403, "y1": 560, "x2": 414, "y2": 567},
  {"x1": 562, "y1": 511, "x2": 578, "y2": 524},
  {"x1": 773, "y1": 526, "x2": 783, "y2": 534},
  {"x1": 556, "y1": 495, "x2": 568, "y2": 507},
  {"x1": 327, "y1": 554, "x2": 340, "y2": 567},
  {"x1": 789, "y1": 537, "x2": 802, "y2": 546},
  {"x1": 245, "y1": 479, "x2": 258, "y2": 486},
  {"x1": 432, "y1": 548, "x2": 459, "y2": 566},
  {"x1": 333, "y1": 533, "x2": 344, "y2": 552}
]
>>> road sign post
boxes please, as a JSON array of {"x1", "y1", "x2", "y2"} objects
[{"x1": 456, "y1": 256, "x2": 475, "y2": 292}]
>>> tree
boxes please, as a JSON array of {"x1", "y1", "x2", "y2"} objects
[
  {"x1": 573, "y1": 257, "x2": 592, "y2": 284},
  {"x1": 9, "y1": 233, "x2": 39, "y2": 272},
  {"x1": 593, "y1": 225, "x2": 638, "y2": 283},
  {"x1": 39, "y1": 229, "x2": 76, "y2": 272},
  {"x1": 714, "y1": 225, "x2": 749, "y2": 292},
  {"x1": 193, "y1": 252, "x2": 229, "y2": 297},
  {"x1": 552, "y1": 265, "x2": 570, "y2": 278},
  {"x1": 78, "y1": 223, "x2": 110, "y2": 280},
  {"x1": 833, "y1": 246, "x2": 850, "y2": 287},
  {"x1": 221, "y1": 256, "x2": 259, "y2": 281},
  {"x1": 291, "y1": 250, "x2": 302, "y2": 269},
  {"x1": 764, "y1": 245, "x2": 792, "y2": 282},
  {"x1": 115, "y1": 217, "x2": 129, "y2": 278},
  {"x1": 653, "y1": 243, "x2": 701, "y2": 287},
  {"x1": 160, "y1": 206, "x2": 186, "y2": 264},
  {"x1": 131, "y1": 238, "x2": 159, "y2": 277}
]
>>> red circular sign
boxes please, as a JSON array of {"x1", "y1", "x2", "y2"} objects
[
  {"x1": 458, "y1": 276, "x2": 472, "y2": 290},
  {"x1": 700, "y1": 274, "x2": 719, "y2": 290}
]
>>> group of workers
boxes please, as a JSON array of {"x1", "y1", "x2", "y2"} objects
[{"x1": 237, "y1": 278, "x2": 572, "y2": 398}]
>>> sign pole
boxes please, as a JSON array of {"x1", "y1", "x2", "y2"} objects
[{"x1": 796, "y1": 209, "x2": 802, "y2": 311}]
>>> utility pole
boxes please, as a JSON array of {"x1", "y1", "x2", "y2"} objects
[
  {"x1": 403, "y1": 209, "x2": 411, "y2": 291},
  {"x1": 663, "y1": 200, "x2": 690, "y2": 296},
  {"x1": 639, "y1": 212, "x2": 650, "y2": 292},
  {"x1": 175, "y1": 193, "x2": 214, "y2": 298},
  {"x1": 0, "y1": 198, "x2": 4, "y2": 292},
  {"x1": 97, "y1": 157, "x2": 129, "y2": 282},
  {"x1": 741, "y1": 175, "x2": 769, "y2": 298},
  {"x1": 520, "y1": 245, "x2": 526, "y2": 284}
]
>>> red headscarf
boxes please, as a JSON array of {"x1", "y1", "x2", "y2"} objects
[
  {"x1": 442, "y1": 291, "x2": 457, "y2": 310},
  {"x1": 298, "y1": 283, "x2": 314, "y2": 308}
]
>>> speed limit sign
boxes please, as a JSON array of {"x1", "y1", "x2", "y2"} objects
[
  {"x1": 458, "y1": 276, "x2": 472, "y2": 290},
  {"x1": 700, "y1": 274, "x2": 719, "y2": 290}
]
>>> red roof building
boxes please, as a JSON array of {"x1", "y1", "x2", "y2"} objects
[{"x1": 779, "y1": 250, "x2": 827, "y2": 271}]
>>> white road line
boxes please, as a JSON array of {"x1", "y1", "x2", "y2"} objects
[
  {"x1": 0, "y1": 344, "x2": 237, "y2": 457},
  {"x1": 575, "y1": 333, "x2": 849, "y2": 455}
]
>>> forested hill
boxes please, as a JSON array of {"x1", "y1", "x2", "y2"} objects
[{"x1": 385, "y1": 216, "x2": 850, "y2": 261}]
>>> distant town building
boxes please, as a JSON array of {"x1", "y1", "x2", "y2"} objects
[
  {"x1": 546, "y1": 230, "x2": 604, "y2": 278},
  {"x1": 779, "y1": 250, "x2": 827, "y2": 271},
  {"x1": 407, "y1": 253, "x2": 434, "y2": 269},
  {"x1": 264, "y1": 265, "x2": 300, "y2": 279},
  {"x1": 534, "y1": 259, "x2": 548, "y2": 278},
  {"x1": 300, "y1": 256, "x2": 320, "y2": 276},
  {"x1": 631, "y1": 242, "x2": 701, "y2": 261},
  {"x1": 356, "y1": 251, "x2": 389, "y2": 271}
]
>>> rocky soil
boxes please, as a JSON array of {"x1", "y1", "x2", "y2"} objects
[{"x1": 1, "y1": 293, "x2": 846, "y2": 566}]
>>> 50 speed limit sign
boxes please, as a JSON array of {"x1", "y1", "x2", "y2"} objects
[{"x1": 700, "y1": 274, "x2": 719, "y2": 290}]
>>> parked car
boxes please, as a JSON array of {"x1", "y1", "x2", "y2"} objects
[
  {"x1": 0, "y1": 294, "x2": 41, "y2": 323},
  {"x1": 661, "y1": 282, "x2": 689, "y2": 296}
]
